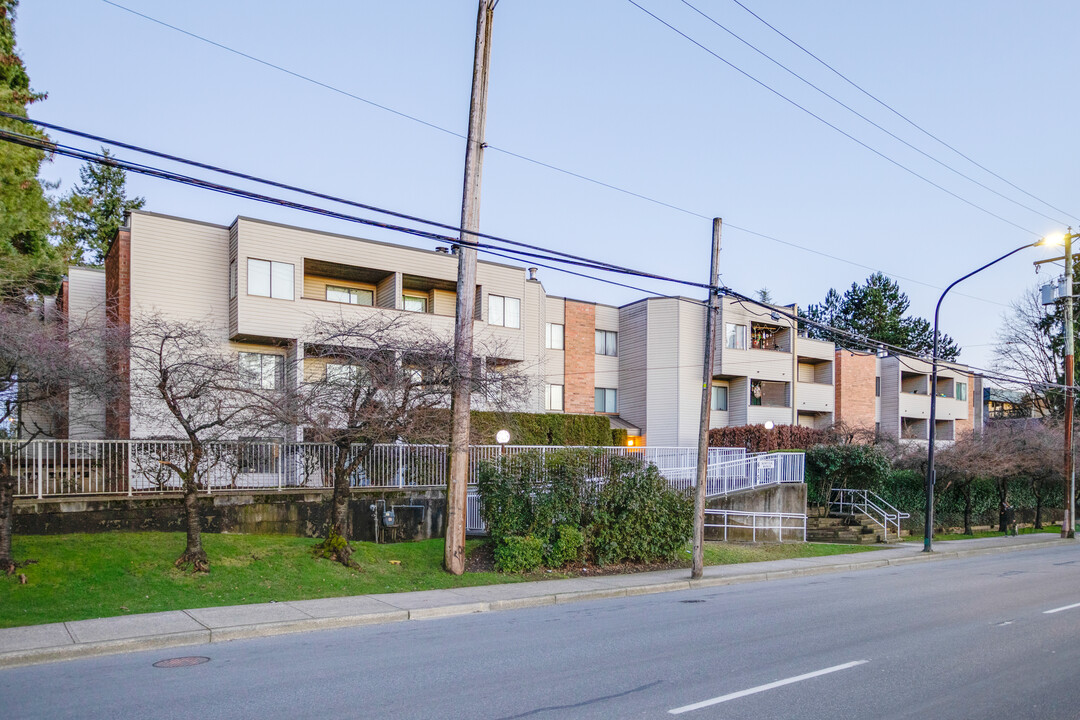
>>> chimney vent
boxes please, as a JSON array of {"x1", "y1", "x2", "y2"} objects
[
  {"x1": 528, "y1": 267, "x2": 538, "y2": 281},
  {"x1": 435, "y1": 246, "x2": 449, "y2": 254}
]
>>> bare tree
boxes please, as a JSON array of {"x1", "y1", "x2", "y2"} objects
[
  {"x1": 0, "y1": 297, "x2": 116, "y2": 573},
  {"x1": 275, "y1": 314, "x2": 527, "y2": 567},
  {"x1": 994, "y1": 288, "x2": 1060, "y2": 416},
  {"x1": 128, "y1": 314, "x2": 269, "y2": 572}
]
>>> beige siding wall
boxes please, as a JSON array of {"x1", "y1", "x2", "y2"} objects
[
  {"x1": 543, "y1": 297, "x2": 565, "y2": 390},
  {"x1": 644, "y1": 299, "x2": 681, "y2": 446},
  {"x1": 879, "y1": 357, "x2": 900, "y2": 438},
  {"x1": 67, "y1": 267, "x2": 108, "y2": 439},
  {"x1": 676, "y1": 300, "x2": 705, "y2": 446},
  {"x1": 432, "y1": 289, "x2": 456, "y2": 316},
  {"x1": 728, "y1": 377, "x2": 748, "y2": 426},
  {"x1": 618, "y1": 301, "x2": 647, "y2": 432}
]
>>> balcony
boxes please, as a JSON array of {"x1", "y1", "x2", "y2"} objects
[
  {"x1": 750, "y1": 322, "x2": 791, "y2": 352},
  {"x1": 796, "y1": 336, "x2": 834, "y2": 361},
  {"x1": 797, "y1": 382, "x2": 834, "y2": 413}
]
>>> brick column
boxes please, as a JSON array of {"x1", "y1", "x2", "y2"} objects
[
  {"x1": 105, "y1": 229, "x2": 131, "y2": 439},
  {"x1": 834, "y1": 350, "x2": 876, "y2": 435},
  {"x1": 563, "y1": 300, "x2": 596, "y2": 414}
]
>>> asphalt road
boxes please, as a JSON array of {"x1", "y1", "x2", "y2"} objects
[{"x1": 3, "y1": 545, "x2": 1079, "y2": 719}]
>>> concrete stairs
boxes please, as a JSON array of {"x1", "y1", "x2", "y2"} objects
[{"x1": 806, "y1": 512, "x2": 910, "y2": 544}]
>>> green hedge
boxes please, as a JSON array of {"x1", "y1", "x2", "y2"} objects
[
  {"x1": 477, "y1": 449, "x2": 692, "y2": 569},
  {"x1": 469, "y1": 412, "x2": 615, "y2": 446}
]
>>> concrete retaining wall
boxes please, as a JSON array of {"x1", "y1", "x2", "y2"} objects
[
  {"x1": 13, "y1": 489, "x2": 447, "y2": 543},
  {"x1": 704, "y1": 483, "x2": 808, "y2": 542}
]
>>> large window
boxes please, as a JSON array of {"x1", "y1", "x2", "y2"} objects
[
  {"x1": 239, "y1": 352, "x2": 284, "y2": 390},
  {"x1": 545, "y1": 384, "x2": 564, "y2": 412},
  {"x1": 326, "y1": 363, "x2": 364, "y2": 385},
  {"x1": 488, "y1": 294, "x2": 521, "y2": 328},
  {"x1": 545, "y1": 322, "x2": 564, "y2": 350},
  {"x1": 594, "y1": 387, "x2": 617, "y2": 413},
  {"x1": 956, "y1": 382, "x2": 967, "y2": 401},
  {"x1": 402, "y1": 294, "x2": 427, "y2": 313},
  {"x1": 725, "y1": 323, "x2": 747, "y2": 350},
  {"x1": 711, "y1": 385, "x2": 728, "y2": 411},
  {"x1": 595, "y1": 330, "x2": 617, "y2": 356},
  {"x1": 326, "y1": 285, "x2": 373, "y2": 306},
  {"x1": 247, "y1": 259, "x2": 294, "y2": 300}
]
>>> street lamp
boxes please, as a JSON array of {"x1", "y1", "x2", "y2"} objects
[{"x1": 924, "y1": 237, "x2": 1057, "y2": 552}]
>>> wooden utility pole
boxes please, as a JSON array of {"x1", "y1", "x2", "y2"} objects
[
  {"x1": 692, "y1": 218, "x2": 722, "y2": 579},
  {"x1": 445, "y1": 0, "x2": 496, "y2": 575},
  {"x1": 1064, "y1": 228, "x2": 1075, "y2": 539}
]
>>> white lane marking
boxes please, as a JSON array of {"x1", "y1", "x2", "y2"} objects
[
  {"x1": 668, "y1": 660, "x2": 869, "y2": 715},
  {"x1": 1044, "y1": 602, "x2": 1080, "y2": 615}
]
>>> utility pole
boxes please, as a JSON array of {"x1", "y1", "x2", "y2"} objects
[
  {"x1": 1064, "y1": 228, "x2": 1075, "y2": 539},
  {"x1": 445, "y1": 0, "x2": 496, "y2": 575},
  {"x1": 692, "y1": 218, "x2": 722, "y2": 579}
]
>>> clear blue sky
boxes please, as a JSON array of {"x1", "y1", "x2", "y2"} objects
[{"x1": 16, "y1": 0, "x2": 1080, "y2": 374}]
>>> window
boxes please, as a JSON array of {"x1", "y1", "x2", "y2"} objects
[
  {"x1": 247, "y1": 259, "x2": 294, "y2": 300},
  {"x1": 595, "y1": 330, "x2": 617, "y2": 356},
  {"x1": 239, "y1": 352, "x2": 284, "y2": 390},
  {"x1": 956, "y1": 382, "x2": 967, "y2": 401},
  {"x1": 229, "y1": 259, "x2": 237, "y2": 299},
  {"x1": 326, "y1": 363, "x2": 364, "y2": 385},
  {"x1": 711, "y1": 385, "x2": 728, "y2": 411},
  {"x1": 875, "y1": 377, "x2": 880, "y2": 397},
  {"x1": 488, "y1": 295, "x2": 521, "y2": 328},
  {"x1": 594, "y1": 387, "x2": 617, "y2": 413},
  {"x1": 402, "y1": 294, "x2": 427, "y2": 313},
  {"x1": 725, "y1": 323, "x2": 747, "y2": 350},
  {"x1": 545, "y1": 384, "x2": 564, "y2": 412},
  {"x1": 545, "y1": 323, "x2": 564, "y2": 350},
  {"x1": 326, "y1": 285, "x2": 373, "y2": 306}
]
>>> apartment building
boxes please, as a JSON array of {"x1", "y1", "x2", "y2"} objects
[{"x1": 56, "y1": 210, "x2": 977, "y2": 446}]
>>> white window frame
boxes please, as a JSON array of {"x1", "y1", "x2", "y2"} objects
[
  {"x1": 545, "y1": 322, "x2": 564, "y2": 350},
  {"x1": 229, "y1": 259, "x2": 237, "y2": 299},
  {"x1": 402, "y1": 294, "x2": 428, "y2": 313},
  {"x1": 725, "y1": 323, "x2": 746, "y2": 350},
  {"x1": 956, "y1": 381, "x2": 967, "y2": 401},
  {"x1": 594, "y1": 387, "x2": 617, "y2": 413},
  {"x1": 545, "y1": 384, "x2": 564, "y2": 412},
  {"x1": 711, "y1": 385, "x2": 728, "y2": 412},
  {"x1": 326, "y1": 362, "x2": 364, "y2": 385},
  {"x1": 595, "y1": 330, "x2": 617, "y2": 356},
  {"x1": 488, "y1": 294, "x2": 521, "y2": 328},
  {"x1": 326, "y1": 285, "x2": 373, "y2": 306},
  {"x1": 239, "y1": 352, "x2": 284, "y2": 391},
  {"x1": 247, "y1": 258, "x2": 294, "y2": 300}
]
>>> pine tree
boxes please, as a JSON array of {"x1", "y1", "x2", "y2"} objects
[
  {"x1": 0, "y1": 0, "x2": 60, "y2": 299},
  {"x1": 53, "y1": 148, "x2": 145, "y2": 267}
]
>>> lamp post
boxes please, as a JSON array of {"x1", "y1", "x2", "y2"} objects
[{"x1": 924, "y1": 239, "x2": 1052, "y2": 552}]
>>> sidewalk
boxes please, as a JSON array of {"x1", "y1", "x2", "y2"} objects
[{"x1": 1, "y1": 534, "x2": 1072, "y2": 669}]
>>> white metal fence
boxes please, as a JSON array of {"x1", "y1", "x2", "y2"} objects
[
  {"x1": 704, "y1": 508, "x2": 808, "y2": 542},
  {"x1": 829, "y1": 488, "x2": 910, "y2": 541},
  {"x1": 2, "y1": 439, "x2": 802, "y2": 500}
]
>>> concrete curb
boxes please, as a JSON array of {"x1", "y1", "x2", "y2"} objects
[{"x1": 1, "y1": 536, "x2": 1072, "y2": 670}]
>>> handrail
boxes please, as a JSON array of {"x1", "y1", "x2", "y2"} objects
[{"x1": 829, "y1": 488, "x2": 911, "y2": 540}]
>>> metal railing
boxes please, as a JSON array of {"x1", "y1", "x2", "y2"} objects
[
  {"x1": 829, "y1": 488, "x2": 910, "y2": 540},
  {"x1": 3, "y1": 439, "x2": 802, "y2": 500},
  {"x1": 704, "y1": 508, "x2": 807, "y2": 542}
]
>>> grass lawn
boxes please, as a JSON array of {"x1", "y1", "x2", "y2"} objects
[
  {"x1": 904, "y1": 525, "x2": 1064, "y2": 542},
  {"x1": 2, "y1": 532, "x2": 879, "y2": 629}
]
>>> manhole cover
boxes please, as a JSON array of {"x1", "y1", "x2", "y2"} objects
[
  {"x1": 680, "y1": 599, "x2": 706, "y2": 604},
  {"x1": 153, "y1": 656, "x2": 210, "y2": 668}
]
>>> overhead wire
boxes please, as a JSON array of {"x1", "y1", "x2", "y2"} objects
[
  {"x1": 622, "y1": 0, "x2": 1042, "y2": 237},
  {"x1": 95, "y1": 0, "x2": 1014, "y2": 309},
  {"x1": 677, "y1": 0, "x2": 1069, "y2": 226},
  {"x1": 726, "y1": 0, "x2": 1080, "y2": 225},
  {"x1": 3, "y1": 126, "x2": 1049, "y2": 390}
]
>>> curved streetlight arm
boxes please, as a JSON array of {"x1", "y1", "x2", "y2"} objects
[{"x1": 925, "y1": 241, "x2": 1041, "y2": 552}]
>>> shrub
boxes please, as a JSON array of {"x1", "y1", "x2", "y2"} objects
[
  {"x1": 590, "y1": 459, "x2": 693, "y2": 565},
  {"x1": 494, "y1": 535, "x2": 543, "y2": 573},
  {"x1": 545, "y1": 524, "x2": 584, "y2": 567},
  {"x1": 805, "y1": 443, "x2": 890, "y2": 506}
]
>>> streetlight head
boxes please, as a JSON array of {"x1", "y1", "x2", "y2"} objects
[
  {"x1": 1041, "y1": 232, "x2": 1066, "y2": 247},
  {"x1": 495, "y1": 429, "x2": 510, "y2": 445}
]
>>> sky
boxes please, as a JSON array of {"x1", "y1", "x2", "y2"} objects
[{"x1": 15, "y1": 0, "x2": 1080, "y2": 376}]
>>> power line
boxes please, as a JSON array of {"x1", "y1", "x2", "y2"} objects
[
  {"x1": 7, "y1": 127, "x2": 1044, "y2": 388},
  {"x1": 726, "y1": 0, "x2": 1080, "y2": 226},
  {"x1": 678, "y1": 0, "x2": 1070, "y2": 226},
  {"x1": 623, "y1": 0, "x2": 1042, "y2": 238},
  {"x1": 94, "y1": 0, "x2": 1014, "y2": 310}
]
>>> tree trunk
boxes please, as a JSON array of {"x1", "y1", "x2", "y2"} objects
[
  {"x1": 312, "y1": 441, "x2": 357, "y2": 568},
  {"x1": 963, "y1": 487, "x2": 973, "y2": 536},
  {"x1": 0, "y1": 475, "x2": 16, "y2": 575},
  {"x1": 1034, "y1": 498, "x2": 1043, "y2": 529},
  {"x1": 174, "y1": 477, "x2": 209, "y2": 572}
]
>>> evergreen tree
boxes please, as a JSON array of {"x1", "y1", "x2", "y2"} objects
[
  {"x1": 0, "y1": 0, "x2": 61, "y2": 299},
  {"x1": 803, "y1": 272, "x2": 961, "y2": 361},
  {"x1": 53, "y1": 148, "x2": 145, "y2": 266}
]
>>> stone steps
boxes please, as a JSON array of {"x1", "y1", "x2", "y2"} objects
[{"x1": 806, "y1": 513, "x2": 910, "y2": 544}]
